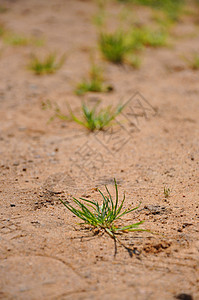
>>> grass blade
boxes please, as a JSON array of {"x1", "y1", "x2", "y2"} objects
[
  {"x1": 116, "y1": 221, "x2": 145, "y2": 231},
  {"x1": 114, "y1": 178, "x2": 119, "y2": 215},
  {"x1": 116, "y1": 202, "x2": 141, "y2": 220}
]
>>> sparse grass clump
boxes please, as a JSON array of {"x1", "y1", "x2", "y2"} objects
[
  {"x1": 3, "y1": 33, "x2": 30, "y2": 46},
  {"x1": 164, "y1": 187, "x2": 171, "y2": 198},
  {"x1": 99, "y1": 31, "x2": 131, "y2": 63},
  {"x1": 127, "y1": 54, "x2": 142, "y2": 68},
  {"x1": 28, "y1": 53, "x2": 65, "y2": 75},
  {"x1": 60, "y1": 179, "x2": 146, "y2": 256},
  {"x1": 186, "y1": 53, "x2": 199, "y2": 70},
  {"x1": 69, "y1": 102, "x2": 125, "y2": 131},
  {"x1": 117, "y1": 0, "x2": 184, "y2": 21},
  {"x1": 41, "y1": 99, "x2": 70, "y2": 123},
  {"x1": 0, "y1": 24, "x2": 5, "y2": 37},
  {"x1": 1, "y1": 30, "x2": 45, "y2": 47},
  {"x1": 93, "y1": 6, "x2": 106, "y2": 27},
  {"x1": 142, "y1": 29, "x2": 168, "y2": 47},
  {"x1": 0, "y1": 5, "x2": 8, "y2": 13},
  {"x1": 130, "y1": 27, "x2": 168, "y2": 49},
  {"x1": 76, "y1": 64, "x2": 113, "y2": 95},
  {"x1": 42, "y1": 101, "x2": 124, "y2": 130},
  {"x1": 99, "y1": 27, "x2": 167, "y2": 65}
]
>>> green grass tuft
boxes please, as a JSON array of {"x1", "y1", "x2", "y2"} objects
[
  {"x1": 117, "y1": 0, "x2": 184, "y2": 21},
  {"x1": 60, "y1": 179, "x2": 146, "y2": 256},
  {"x1": 69, "y1": 102, "x2": 125, "y2": 131},
  {"x1": 0, "y1": 24, "x2": 5, "y2": 37},
  {"x1": 2, "y1": 31, "x2": 45, "y2": 47},
  {"x1": 28, "y1": 53, "x2": 65, "y2": 75},
  {"x1": 127, "y1": 54, "x2": 142, "y2": 68},
  {"x1": 75, "y1": 64, "x2": 113, "y2": 95},
  {"x1": 99, "y1": 31, "x2": 131, "y2": 63},
  {"x1": 186, "y1": 53, "x2": 199, "y2": 70},
  {"x1": 130, "y1": 27, "x2": 168, "y2": 49},
  {"x1": 3, "y1": 33, "x2": 30, "y2": 46},
  {"x1": 0, "y1": 26, "x2": 29, "y2": 45},
  {"x1": 99, "y1": 27, "x2": 167, "y2": 65},
  {"x1": 164, "y1": 187, "x2": 171, "y2": 198},
  {"x1": 0, "y1": 5, "x2": 8, "y2": 13}
]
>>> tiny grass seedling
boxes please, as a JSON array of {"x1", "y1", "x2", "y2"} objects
[
  {"x1": 0, "y1": 5, "x2": 8, "y2": 13},
  {"x1": 69, "y1": 102, "x2": 125, "y2": 131},
  {"x1": 28, "y1": 53, "x2": 65, "y2": 75},
  {"x1": 99, "y1": 27, "x2": 167, "y2": 65},
  {"x1": 41, "y1": 99, "x2": 69, "y2": 123},
  {"x1": 130, "y1": 27, "x2": 168, "y2": 49},
  {"x1": 60, "y1": 179, "x2": 146, "y2": 256},
  {"x1": 127, "y1": 54, "x2": 142, "y2": 69},
  {"x1": 185, "y1": 53, "x2": 199, "y2": 70},
  {"x1": 42, "y1": 100, "x2": 123, "y2": 129},
  {"x1": 117, "y1": 0, "x2": 184, "y2": 22},
  {"x1": 98, "y1": 26, "x2": 167, "y2": 67},
  {"x1": 0, "y1": 24, "x2": 5, "y2": 37},
  {"x1": 92, "y1": 4, "x2": 106, "y2": 28},
  {"x1": 99, "y1": 31, "x2": 131, "y2": 63},
  {"x1": 142, "y1": 29, "x2": 168, "y2": 47},
  {"x1": 2, "y1": 30, "x2": 45, "y2": 47},
  {"x1": 152, "y1": 11, "x2": 174, "y2": 30},
  {"x1": 3, "y1": 33, "x2": 30, "y2": 46},
  {"x1": 164, "y1": 187, "x2": 171, "y2": 198},
  {"x1": 75, "y1": 64, "x2": 113, "y2": 95}
]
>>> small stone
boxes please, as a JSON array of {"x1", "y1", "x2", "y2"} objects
[
  {"x1": 18, "y1": 127, "x2": 26, "y2": 131},
  {"x1": 10, "y1": 204, "x2": 16, "y2": 207},
  {"x1": 175, "y1": 293, "x2": 193, "y2": 300}
]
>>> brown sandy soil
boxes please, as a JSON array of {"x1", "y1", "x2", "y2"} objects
[{"x1": 0, "y1": 0, "x2": 199, "y2": 299}]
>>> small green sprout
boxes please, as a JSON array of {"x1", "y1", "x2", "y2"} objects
[
  {"x1": 142, "y1": 29, "x2": 168, "y2": 47},
  {"x1": 130, "y1": 27, "x2": 168, "y2": 49},
  {"x1": 69, "y1": 102, "x2": 125, "y2": 131},
  {"x1": 43, "y1": 101, "x2": 124, "y2": 130},
  {"x1": 41, "y1": 99, "x2": 69, "y2": 123},
  {"x1": 99, "y1": 27, "x2": 166, "y2": 65},
  {"x1": 99, "y1": 31, "x2": 131, "y2": 63},
  {"x1": 164, "y1": 187, "x2": 171, "y2": 198},
  {"x1": 28, "y1": 53, "x2": 65, "y2": 75},
  {"x1": 76, "y1": 64, "x2": 113, "y2": 95},
  {"x1": 60, "y1": 179, "x2": 146, "y2": 256},
  {"x1": 3, "y1": 33, "x2": 30, "y2": 46},
  {"x1": 0, "y1": 24, "x2": 5, "y2": 36},
  {"x1": 127, "y1": 54, "x2": 142, "y2": 69},
  {"x1": 0, "y1": 5, "x2": 8, "y2": 13},
  {"x1": 117, "y1": 0, "x2": 184, "y2": 21},
  {"x1": 185, "y1": 53, "x2": 199, "y2": 70},
  {"x1": 92, "y1": 6, "x2": 106, "y2": 27},
  {"x1": 1, "y1": 30, "x2": 44, "y2": 47}
]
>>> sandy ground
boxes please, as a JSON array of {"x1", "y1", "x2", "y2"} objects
[{"x1": 0, "y1": 0, "x2": 199, "y2": 299}]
